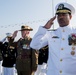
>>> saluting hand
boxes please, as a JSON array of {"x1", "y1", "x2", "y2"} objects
[
  {"x1": 43, "y1": 16, "x2": 56, "y2": 29},
  {"x1": 12, "y1": 30, "x2": 18, "y2": 39}
]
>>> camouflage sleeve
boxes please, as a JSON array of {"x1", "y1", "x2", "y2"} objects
[{"x1": 31, "y1": 48, "x2": 38, "y2": 72}]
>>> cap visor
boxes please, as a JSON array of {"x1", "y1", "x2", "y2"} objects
[{"x1": 19, "y1": 29, "x2": 33, "y2": 31}]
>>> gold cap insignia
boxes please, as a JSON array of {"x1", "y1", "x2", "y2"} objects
[{"x1": 58, "y1": 4, "x2": 64, "y2": 9}]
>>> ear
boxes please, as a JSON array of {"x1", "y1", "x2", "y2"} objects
[
  {"x1": 70, "y1": 15, "x2": 72, "y2": 19},
  {"x1": 27, "y1": 31, "x2": 30, "y2": 34}
]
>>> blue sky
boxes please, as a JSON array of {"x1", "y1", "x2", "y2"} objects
[{"x1": 0, "y1": 0, "x2": 76, "y2": 40}]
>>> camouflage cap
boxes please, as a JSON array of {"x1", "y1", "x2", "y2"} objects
[{"x1": 19, "y1": 25, "x2": 33, "y2": 31}]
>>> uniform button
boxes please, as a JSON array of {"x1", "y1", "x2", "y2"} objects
[
  {"x1": 11, "y1": 50, "x2": 13, "y2": 51},
  {"x1": 60, "y1": 59, "x2": 63, "y2": 62},
  {"x1": 62, "y1": 38, "x2": 65, "y2": 40},
  {"x1": 61, "y1": 48, "x2": 64, "y2": 50},
  {"x1": 62, "y1": 29, "x2": 65, "y2": 32},
  {"x1": 60, "y1": 70, "x2": 62, "y2": 73},
  {"x1": 6, "y1": 51, "x2": 8, "y2": 53},
  {"x1": 54, "y1": 40, "x2": 55, "y2": 42},
  {"x1": 20, "y1": 52, "x2": 21, "y2": 54},
  {"x1": 5, "y1": 54, "x2": 8, "y2": 57},
  {"x1": 72, "y1": 46, "x2": 75, "y2": 50}
]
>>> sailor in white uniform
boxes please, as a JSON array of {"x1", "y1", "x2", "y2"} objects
[
  {"x1": 30, "y1": 2, "x2": 76, "y2": 75},
  {"x1": 35, "y1": 63, "x2": 47, "y2": 75}
]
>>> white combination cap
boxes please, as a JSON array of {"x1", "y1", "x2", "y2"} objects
[
  {"x1": 6, "y1": 33, "x2": 12, "y2": 37},
  {"x1": 55, "y1": 2, "x2": 75, "y2": 15}
]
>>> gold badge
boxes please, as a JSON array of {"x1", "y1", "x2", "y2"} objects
[
  {"x1": 71, "y1": 51, "x2": 75, "y2": 55},
  {"x1": 72, "y1": 46, "x2": 75, "y2": 50}
]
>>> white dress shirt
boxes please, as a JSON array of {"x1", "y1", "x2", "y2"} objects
[{"x1": 30, "y1": 25, "x2": 76, "y2": 75}]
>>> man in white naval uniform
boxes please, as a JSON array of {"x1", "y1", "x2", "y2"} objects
[{"x1": 30, "y1": 2, "x2": 76, "y2": 75}]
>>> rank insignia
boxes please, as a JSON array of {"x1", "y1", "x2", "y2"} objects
[{"x1": 52, "y1": 36, "x2": 59, "y2": 38}]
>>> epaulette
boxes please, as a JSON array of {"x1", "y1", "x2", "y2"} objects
[{"x1": 41, "y1": 45, "x2": 48, "y2": 50}]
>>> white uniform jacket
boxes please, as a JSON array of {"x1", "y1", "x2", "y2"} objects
[{"x1": 30, "y1": 25, "x2": 76, "y2": 75}]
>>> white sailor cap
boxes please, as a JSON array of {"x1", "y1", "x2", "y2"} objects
[
  {"x1": 55, "y1": 2, "x2": 75, "y2": 15},
  {"x1": 6, "y1": 33, "x2": 12, "y2": 37}
]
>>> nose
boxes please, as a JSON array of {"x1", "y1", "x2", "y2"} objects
[
  {"x1": 57, "y1": 13, "x2": 65, "y2": 18},
  {"x1": 58, "y1": 14, "x2": 64, "y2": 18}
]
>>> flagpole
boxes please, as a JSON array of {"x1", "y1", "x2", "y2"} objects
[
  {"x1": 65, "y1": 0, "x2": 67, "y2": 2},
  {"x1": 52, "y1": 0, "x2": 54, "y2": 29}
]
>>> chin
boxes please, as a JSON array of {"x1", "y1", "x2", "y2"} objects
[{"x1": 60, "y1": 25, "x2": 68, "y2": 27}]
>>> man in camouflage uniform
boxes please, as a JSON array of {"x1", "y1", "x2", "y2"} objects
[{"x1": 12, "y1": 25, "x2": 38, "y2": 75}]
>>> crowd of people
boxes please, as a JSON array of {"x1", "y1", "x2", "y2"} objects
[
  {"x1": 0, "y1": 2, "x2": 76, "y2": 75},
  {"x1": 0, "y1": 25, "x2": 48, "y2": 75}
]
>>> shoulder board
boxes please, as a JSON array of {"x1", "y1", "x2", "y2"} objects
[{"x1": 41, "y1": 45, "x2": 48, "y2": 50}]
